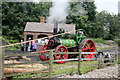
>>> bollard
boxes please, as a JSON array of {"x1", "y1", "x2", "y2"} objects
[
  {"x1": 115, "y1": 52, "x2": 118, "y2": 65},
  {"x1": 98, "y1": 52, "x2": 105, "y2": 69}
]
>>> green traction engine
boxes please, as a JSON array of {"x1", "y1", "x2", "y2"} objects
[{"x1": 39, "y1": 29, "x2": 96, "y2": 63}]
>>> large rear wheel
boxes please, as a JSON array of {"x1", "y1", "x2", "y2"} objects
[
  {"x1": 80, "y1": 39, "x2": 96, "y2": 61},
  {"x1": 54, "y1": 45, "x2": 68, "y2": 64}
]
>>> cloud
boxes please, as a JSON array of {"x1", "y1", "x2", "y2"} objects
[{"x1": 95, "y1": 0, "x2": 119, "y2": 14}]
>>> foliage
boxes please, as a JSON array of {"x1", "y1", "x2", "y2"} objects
[
  {"x1": 2, "y1": 2, "x2": 51, "y2": 42},
  {"x1": 94, "y1": 11, "x2": 119, "y2": 40},
  {"x1": 66, "y1": 2, "x2": 97, "y2": 37},
  {"x1": 2, "y1": 2, "x2": 120, "y2": 43},
  {"x1": 114, "y1": 39, "x2": 120, "y2": 46},
  {"x1": 90, "y1": 38, "x2": 107, "y2": 44},
  {"x1": 118, "y1": 56, "x2": 120, "y2": 64}
]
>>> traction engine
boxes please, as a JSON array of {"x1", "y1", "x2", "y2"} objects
[{"x1": 39, "y1": 29, "x2": 96, "y2": 63}]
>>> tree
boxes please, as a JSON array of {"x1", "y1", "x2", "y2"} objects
[
  {"x1": 83, "y1": 2, "x2": 96, "y2": 21},
  {"x1": 2, "y1": 2, "x2": 51, "y2": 42},
  {"x1": 66, "y1": 2, "x2": 96, "y2": 37},
  {"x1": 95, "y1": 11, "x2": 120, "y2": 40}
]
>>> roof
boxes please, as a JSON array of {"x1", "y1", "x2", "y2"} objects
[{"x1": 24, "y1": 22, "x2": 75, "y2": 34}]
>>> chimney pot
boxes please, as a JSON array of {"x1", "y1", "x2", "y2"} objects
[{"x1": 40, "y1": 17, "x2": 45, "y2": 23}]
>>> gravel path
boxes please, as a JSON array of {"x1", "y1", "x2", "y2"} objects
[
  {"x1": 57, "y1": 43, "x2": 119, "y2": 78},
  {"x1": 58, "y1": 65, "x2": 119, "y2": 78},
  {"x1": 95, "y1": 42, "x2": 118, "y2": 52}
]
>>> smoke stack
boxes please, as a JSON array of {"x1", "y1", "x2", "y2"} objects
[
  {"x1": 53, "y1": 20, "x2": 58, "y2": 34},
  {"x1": 40, "y1": 17, "x2": 45, "y2": 23}
]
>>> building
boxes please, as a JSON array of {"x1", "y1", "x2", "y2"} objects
[{"x1": 24, "y1": 17, "x2": 75, "y2": 51}]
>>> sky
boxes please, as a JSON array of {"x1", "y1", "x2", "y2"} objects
[
  {"x1": 33, "y1": 0, "x2": 119, "y2": 14},
  {"x1": 94, "y1": 0, "x2": 119, "y2": 14}
]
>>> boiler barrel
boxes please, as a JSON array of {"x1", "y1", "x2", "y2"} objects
[
  {"x1": 60, "y1": 39, "x2": 76, "y2": 47},
  {"x1": 48, "y1": 37, "x2": 76, "y2": 47}
]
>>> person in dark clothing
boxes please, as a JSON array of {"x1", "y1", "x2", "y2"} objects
[{"x1": 20, "y1": 40, "x2": 24, "y2": 53}]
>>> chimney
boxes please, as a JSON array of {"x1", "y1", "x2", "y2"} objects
[
  {"x1": 40, "y1": 17, "x2": 45, "y2": 23},
  {"x1": 53, "y1": 21, "x2": 58, "y2": 34}
]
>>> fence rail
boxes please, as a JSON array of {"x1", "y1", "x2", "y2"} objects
[{"x1": 2, "y1": 50, "x2": 118, "y2": 79}]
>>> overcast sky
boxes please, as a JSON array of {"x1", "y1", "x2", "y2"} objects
[
  {"x1": 32, "y1": 0, "x2": 119, "y2": 14},
  {"x1": 94, "y1": 0, "x2": 119, "y2": 14}
]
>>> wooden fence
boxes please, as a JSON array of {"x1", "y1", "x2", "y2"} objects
[{"x1": 2, "y1": 49, "x2": 118, "y2": 79}]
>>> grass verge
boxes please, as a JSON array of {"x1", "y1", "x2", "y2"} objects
[{"x1": 12, "y1": 61, "x2": 98, "y2": 78}]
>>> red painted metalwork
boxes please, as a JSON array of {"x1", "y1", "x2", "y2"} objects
[
  {"x1": 39, "y1": 45, "x2": 68, "y2": 63},
  {"x1": 39, "y1": 45, "x2": 49, "y2": 60},
  {"x1": 49, "y1": 39, "x2": 55, "y2": 46},
  {"x1": 82, "y1": 39, "x2": 96, "y2": 61},
  {"x1": 54, "y1": 45, "x2": 68, "y2": 63}
]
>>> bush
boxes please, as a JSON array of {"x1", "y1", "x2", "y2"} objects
[
  {"x1": 10, "y1": 40, "x2": 19, "y2": 43},
  {"x1": 90, "y1": 38, "x2": 107, "y2": 44},
  {"x1": 114, "y1": 39, "x2": 120, "y2": 46}
]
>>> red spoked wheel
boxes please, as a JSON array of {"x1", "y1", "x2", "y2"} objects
[
  {"x1": 49, "y1": 39, "x2": 55, "y2": 47},
  {"x1": 39, "y1": 45, "x2": 49, "y2": 61},
  {"x1": 81, "y1": 39, "x2": 96, "y2": 61},
  {"x1": 54, "y1": 45, "x2": 68, "y2": 64}
]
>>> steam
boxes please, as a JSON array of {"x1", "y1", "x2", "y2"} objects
[{"x1": 47, "y1": 0, "x2": 70, "y2": 23}]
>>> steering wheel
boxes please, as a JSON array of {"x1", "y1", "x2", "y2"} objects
[{"x1": 76, "y1": 29, "x2": 85, "y2": 36}]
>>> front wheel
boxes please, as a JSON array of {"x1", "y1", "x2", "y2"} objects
[
  {"x1": 54, "y1": 45, "x2": 68, "y2": 64},
  {"x1": 39, "y1": 45, "x2": 49, "y2": 61}
]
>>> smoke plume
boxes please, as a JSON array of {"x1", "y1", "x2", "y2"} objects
[{"x1": 47, "y1": 0, "x2": 70, "y2": 23}]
